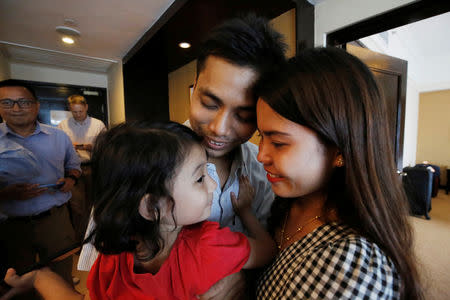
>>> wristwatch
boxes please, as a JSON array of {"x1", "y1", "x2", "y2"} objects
[{"x1": 66, "y1": 175, "x2": 79, "y2": 185}]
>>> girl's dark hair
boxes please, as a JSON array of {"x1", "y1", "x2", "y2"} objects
[
  {"x1": 258, "y1": 47, "x2": 422, "y2": 300},
  {"x1": 87, "y1": 121, "x2": 202, "y2": 261}
]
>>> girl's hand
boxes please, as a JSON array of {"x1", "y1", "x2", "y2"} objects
[
  {"x1": 1, "y1": 268, "x2": 37, "y2": 300},
  {"x1": 231, "y1": 175, "x2": 255, "y2": 216}
]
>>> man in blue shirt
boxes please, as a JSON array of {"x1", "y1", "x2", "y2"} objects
[{"x1": 0, "y1": 82, "x2": 81, "y2": 297}]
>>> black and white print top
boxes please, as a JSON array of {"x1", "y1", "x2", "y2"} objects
[{"x1": 257, "y1": 223, "x2": 401, "y2": 299}]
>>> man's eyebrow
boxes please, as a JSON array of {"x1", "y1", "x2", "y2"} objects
[{"x1": 199, "y1": 88, "x2": 223, "y2": 105}]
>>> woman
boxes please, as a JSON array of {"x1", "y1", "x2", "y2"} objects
[{"x1": 255, "y1": 47, "x2": 422, "y2": 299}]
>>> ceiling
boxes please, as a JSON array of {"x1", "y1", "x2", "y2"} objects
[{"x1": 0, "y1": 0, "x2": 175, "y2": 72}]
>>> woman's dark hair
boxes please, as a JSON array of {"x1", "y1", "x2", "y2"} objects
[
  {"x1": 87, "y1": 121, "x2": 202, "y2": 261},
  {"x1": 258, "y1": 47, "x2": 422, "y2": 300}
]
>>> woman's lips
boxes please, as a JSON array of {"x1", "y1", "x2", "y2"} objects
[{"x1": 266, "y1": 172, "x2": 284, "y2": 183}]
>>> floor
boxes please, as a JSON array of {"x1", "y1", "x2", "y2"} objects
[{"x1": 410, "y1": 189, "x2": 450, "y2": 300}]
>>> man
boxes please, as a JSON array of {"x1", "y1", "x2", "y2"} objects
[
  {"x1": 58, "y1": 95, "x2": 105, "y2": 242},
  {"x1": 0, "y1": 82, "x2": 81, "y2": 298},
  {"x1": 188, "y1": 15, "x2": 286, "y2": 235},
  {"x1": 186, "y1": 15, "x2": 286, "y2": 299}
]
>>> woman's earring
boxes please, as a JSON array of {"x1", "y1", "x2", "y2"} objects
[{"x1": 335, "y1": 156, "x2": 344, "y2": 167}]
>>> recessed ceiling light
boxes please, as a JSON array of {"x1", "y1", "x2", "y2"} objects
[
  {"x1": 62, "y1": 36, "x2": 75, "y2": 44},
  {"x1": 179, "y1": 42, "x2": 191, "y2": 49}
]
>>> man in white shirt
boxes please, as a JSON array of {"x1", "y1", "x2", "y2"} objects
[{"x1": 58, "y1": 95, "x2": 105, "y2": 242}]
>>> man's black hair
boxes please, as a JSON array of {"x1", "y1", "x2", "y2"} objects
[
  {"x1": 0, "y1": 79, "x2": 38, "y2": 100},
  {"x1": 196, "y1": 14, "x2": 287, "y2": 79}
]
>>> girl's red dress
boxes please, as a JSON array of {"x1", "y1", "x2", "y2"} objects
[{"x1": 87, "y1": 221, "x2": 250, "y2": 300}]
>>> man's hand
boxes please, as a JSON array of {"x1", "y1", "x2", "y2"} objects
[
  {"x1": 198, "y1": 271, "x2": 246, "y2": 300},
  {"x1": 231, "y1": 175, "x2": 255, "y2": 216},
  {"x1": 0, "y1": 183, "x2": 46, "y2": 201},
  {"x1": 1, "y1": 268, "x2": 37, "y2": 300},
  {"x1": 57, "y1": 178, "x2": 75, "y2": 193}
]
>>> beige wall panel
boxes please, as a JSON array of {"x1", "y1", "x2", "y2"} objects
[
  {"x1": 107, "y1": 62, "x2": 126, "y2": 126},
  {"x1": 270, "y1": 8, "x2": 296, "y2": 59},
  {"x1": 416, "y1": 89, "x2": 450, "y2": 168},
  {"x1": 168, "y1": 60, "x2": 197, "y2": 123}
]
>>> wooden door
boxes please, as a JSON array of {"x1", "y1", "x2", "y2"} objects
[{"x1": 346, "y1": 44, "x2": 408, "y2": 171}]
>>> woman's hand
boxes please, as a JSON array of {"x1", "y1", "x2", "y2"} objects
[
  {"x1": 1, "y1": 268, "x2": 37, "y2": 300},
  {"x1": 231, "y1": 175, "x2": 255, "y2": 216}
]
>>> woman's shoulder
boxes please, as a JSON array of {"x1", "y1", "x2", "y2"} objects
[
  {"x1": 306, "y1": 223, "x2": 398, "y2": 273},
  {"x1": 258, "y1": 223, "x2": 401, "y2": 299},
  {"x1": 294, "y1": 223, "x2": 401, "y2": 298}
]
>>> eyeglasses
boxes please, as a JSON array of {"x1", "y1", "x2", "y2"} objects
[{"x1": 0, "y1": 98, "x2": 37, "y2": 109}]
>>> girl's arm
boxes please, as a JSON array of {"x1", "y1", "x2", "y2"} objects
[
  {"x1": 231, "y1": 175, "x2": 276, "y2": 269},
  {"x1": 2, "y1": 268, "x2": 84, "y2": 300}
]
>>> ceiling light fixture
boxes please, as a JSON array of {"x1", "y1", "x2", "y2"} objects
[
  {"x1": 179, "y1": 42, "x2": 191, "y2": 49},
  {"x1": 62, "y1": 36, "x2": 75, "y2": 44},
  {"x1": 56, "y1": 25, "x2": 81, "y2": 45}
]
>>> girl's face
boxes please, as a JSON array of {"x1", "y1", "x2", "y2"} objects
[
  {"x1": 163, "y1": 144, "x2": 217, "y2": 227},
  {"x1": 256, "y1": 99, "x2": 337, "y2": 199}
]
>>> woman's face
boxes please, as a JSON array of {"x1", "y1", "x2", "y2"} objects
[{"x1": 256, "y1": 99, "x2": 337, "y2": 199}]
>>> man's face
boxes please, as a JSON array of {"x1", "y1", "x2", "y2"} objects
[
  {"x1": 189, "y1": 56, "x2": 258, "y2": 159},
  {"x1": 0, "y1": 86, "x2": 39, "y2": 128},
  {"x1": 69, "y1": 103, "x2": 88, "y2": 122}
]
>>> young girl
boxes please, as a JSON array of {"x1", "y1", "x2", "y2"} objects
[
  {"x1": 255, "y1": 48, "x2": 423, "y2": 299},
  {"x1": 2, "y1": 121, "x2": 276, "y2": 300}
]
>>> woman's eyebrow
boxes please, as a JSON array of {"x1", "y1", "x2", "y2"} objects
[{"x1": 259, "y1": 130, "x2": 290, "y2": 137}]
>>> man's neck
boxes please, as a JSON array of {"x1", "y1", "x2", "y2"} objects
[
  {"x1": 209, "y1": 152, "x2": 234, "y2": 190},
  {"x1": 7, "y1": 122, "x2": 37, "y2": 138}
]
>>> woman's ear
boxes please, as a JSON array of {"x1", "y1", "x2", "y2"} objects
[{"x1": 139, "y1": 194, "x2": 156, "y2": 221}]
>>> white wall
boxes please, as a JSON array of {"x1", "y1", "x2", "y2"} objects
[
  {"x1": 107, "y1": 62, "x2": 126, "y2": 126},
  {"x1": 10, "y1": 61, "x2": 107, "y2": 88},
  {"x1": 315, "y1": 0, "x2": 416, "y2": 46},
  {"x1": 403, "y1": 80, "x2": 419, "y2": 167},
  {"x1": 0, "y1": 51, "x2": 10, "y2": 81}
]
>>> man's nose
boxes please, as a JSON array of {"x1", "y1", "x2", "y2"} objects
[
  {"x1": 12, "y1": 102, "x2": 21, "y2": 111},
  {"x1": 208, "y1": 109, "x2": 230, "y2": 137}
]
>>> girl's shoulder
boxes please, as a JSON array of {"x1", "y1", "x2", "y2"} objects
[
  {"x1": 179, "y1": 221, "x2": 250, "y2": 263},
  {"x1": 181, "y1": 221, "x2": 248, "y2": 245}
]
